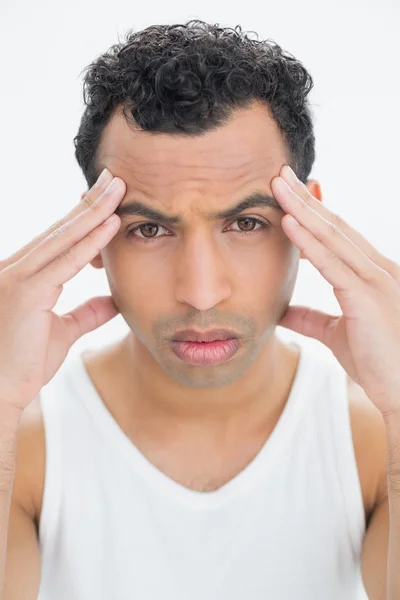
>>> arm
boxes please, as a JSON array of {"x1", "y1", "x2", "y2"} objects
[
  {"x1": 3, "y1": 501, "x2": 41, "y2": 600},
  {"x1": 0, "y1": 165, "x2": 124, "y2": 599},
  {"x1": 361, "y1": 405, "x2": 400, "y2": 600},
  {"x1": 0, "y1": 407, "x2": 22, "y2": 599},
  {"x1": 361, "y1": 497, "x2": 389, "y2": 599},
  {"x1": 270, "y1": 161, "x2": 400, "y2": 596},
  {"x1": 0, "y1": 406, "x2": 41, "y2": 600},
  {"x1": 383, "y1": 411, "x2": 400, "y2": 600}
]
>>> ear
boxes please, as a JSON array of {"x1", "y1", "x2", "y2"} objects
[
  {"x1": 299, "y1": 179, "x2": 322, "y2": 260},
  {"x1": 80, "y1": 191, "x2": 104, "y2": 269}
]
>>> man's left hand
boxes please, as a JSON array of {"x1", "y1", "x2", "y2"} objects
[{"x1": 272, "y1": 165, "x2": 400, "y2": 417}]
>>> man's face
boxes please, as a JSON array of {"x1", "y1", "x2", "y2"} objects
[{"x1": 90, "y1": 101, "x2": 316, "y2": 388}]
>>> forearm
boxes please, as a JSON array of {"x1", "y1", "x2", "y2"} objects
[
  {"x1": 384, "y1": 410, "x2": 400, "y2": 600},
  {"x1": 0, "y1": 408, "x2": 21, "y2": 600}
]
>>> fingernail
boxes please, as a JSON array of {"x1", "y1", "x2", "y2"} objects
[
  {"x1": 285, "y1": 166, "x2": 299, "y2": 186},
  {"x1": 94, "y1": 168, "x2": 111, "y2": 191},
  {"x1": 104, "y1": 177, "x2": 120, "y2": 195}
]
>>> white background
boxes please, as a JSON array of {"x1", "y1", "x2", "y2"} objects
[{"x1": 1, "y1": 1, "x2": 399, "y2": 597}]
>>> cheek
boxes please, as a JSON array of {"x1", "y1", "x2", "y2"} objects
[
  {"x1": 235, "y1": 231, "x2": 295, "y2": 276},
  {"x1": 102, "y1": 248, "x2": 173, "y2": 318},
  {"x1": 233, "y1": 236, "x2": 299, "y2": 319},
  {"x1": 237, "y1": 248, "x2": 293, "y2": 300}
]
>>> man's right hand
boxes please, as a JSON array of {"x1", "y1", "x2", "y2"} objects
[{"x1": 0, "y1": 168, "x2": 126, "y2": 416}]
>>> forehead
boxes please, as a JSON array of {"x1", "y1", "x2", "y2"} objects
[{"x1": 96, "y1": 102, "x2": 288, "y2": 198}]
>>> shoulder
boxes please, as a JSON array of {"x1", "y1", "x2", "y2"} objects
[
  {"x1": 347, "y1": 374, "x2": 388, "y2": 525},
  {"x1": 12, "y1": 395, "x2": 46, "y2": 529}
]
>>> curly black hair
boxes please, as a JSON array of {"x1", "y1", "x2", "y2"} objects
[{"x1": 73, "y1": 20, "x2": 316, "y2": 189}]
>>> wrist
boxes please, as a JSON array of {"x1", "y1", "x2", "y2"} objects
[
  {"x1": 0, "y1": 406, "x2": 21, "y2": 492},
  {"x1": 0, "y1": 404, "x2": 22, "y2": 435}
]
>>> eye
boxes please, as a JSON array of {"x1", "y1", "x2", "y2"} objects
[
  {"x1": 226, "y1": 217, "x2": 269, "y2": 233},
  {"x1": 126, "y1": 217, "x2": 270, "y2": 244},
  {"x1": 127, "y1": 223, "x2": 170, "y2": 242}
]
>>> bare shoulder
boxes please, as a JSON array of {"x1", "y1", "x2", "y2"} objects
[
  {"x1": 12, "y1": 395, "x2": 46, "y2": 531},
  {"x1": 347, "y1": 374, "x2": 388, "y2": 526}
]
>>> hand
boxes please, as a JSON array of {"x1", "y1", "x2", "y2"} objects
[
  {"x1": 271, "y1": 165, "x2": 400, "y2": 417},
  {"x1": 0, "y1": 168, "x2": 125, "y2": 415}
]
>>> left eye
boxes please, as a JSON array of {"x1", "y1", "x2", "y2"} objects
[
  {"x1": 229, "y1": 217, "x2": 267, "y2": 233},
  {"x1": 127, "y1": 217, "x2": 269, "y2": 242}
]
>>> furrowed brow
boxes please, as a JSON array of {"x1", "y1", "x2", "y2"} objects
[
  {"x1": 115, "y1": 201, "x2": 180, "y2": 225},
  {"x1": 210, "y1": 192, "x2": 284, "y2": 219},
  {"x1": 114, "y1": 191, "x2": 284, "y2": 223}
]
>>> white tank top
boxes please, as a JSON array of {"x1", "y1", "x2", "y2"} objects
[{"x1": 37, "y1": 339, "x2": 367, "y2": 599}]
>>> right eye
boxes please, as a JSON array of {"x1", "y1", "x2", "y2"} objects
[{"x1": 126, "y1": 223, "x2": 171, "y2": 243}]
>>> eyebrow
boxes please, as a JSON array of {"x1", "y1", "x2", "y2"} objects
[{"x1": 114, "y1": 191, "x2": 284, "y2": 224}]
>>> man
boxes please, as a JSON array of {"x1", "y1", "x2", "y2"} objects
[{"x1": 1, "y1": 19, "x2": 399, "y2": 600}]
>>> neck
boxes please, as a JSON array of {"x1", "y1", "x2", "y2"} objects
[{"x1": 105, "y1": 332, "x2": 299, "y2": 439}]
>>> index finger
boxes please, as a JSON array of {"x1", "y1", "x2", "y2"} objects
[
  {"x1": 0, "y1": 168, "x2": 114, "y2": 270},
  {"x1": 274, "y1": 165, "x2": 398, "y2": 279}
]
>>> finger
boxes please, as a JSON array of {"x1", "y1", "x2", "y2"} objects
[
  {"x1": 33, "y1": 212, "x2": 120, "y2": 288},
  {"x1": 61, "y1": 295, "x2": 120, "y2": 346},
  {"x1": 277, "y1": 164, "x2": 398, "y2": 279},
  {"x1": 281, "y1": 213, "x2": 361, "y2": 291},
  {"x1": 278, "y1": 304, "x2": 340, "y2": 348},
  {"x1": 0, "y1": 168, "x2": 114, "y2": 271},
  {"x1": 273, "y1": 178, "x2": 386, "y2": 284},
  {"x1": 15, "y1": 177, "x2": 125, "y2": 276}
]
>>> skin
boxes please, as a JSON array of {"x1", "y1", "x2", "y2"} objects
[{"x1": 80, "y1": 101, "x2": 322, "y2": 461}]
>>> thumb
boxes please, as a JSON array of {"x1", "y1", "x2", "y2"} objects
[
  {"x1": 61, "y1": 295, "x2": 120, "y2": 345},
  {"x1": 278, "y1": 305, "x2": 338, "y2": 347}
]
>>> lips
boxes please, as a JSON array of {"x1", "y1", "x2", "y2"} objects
[
  {"x1": 171, "y1": 328, "x2": 238, "y2": 343},
  {"x1": 170, "y1": 338, "x2": 241, "y2": 366}
]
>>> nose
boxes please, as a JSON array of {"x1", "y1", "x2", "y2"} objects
[{"x1": 174, "y1": 232, "x2": 232, "y2": 311}]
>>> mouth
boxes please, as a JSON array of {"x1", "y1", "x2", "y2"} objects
[{"x1": 169, "y1": 329, "x2": 241, "y2": 366}]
